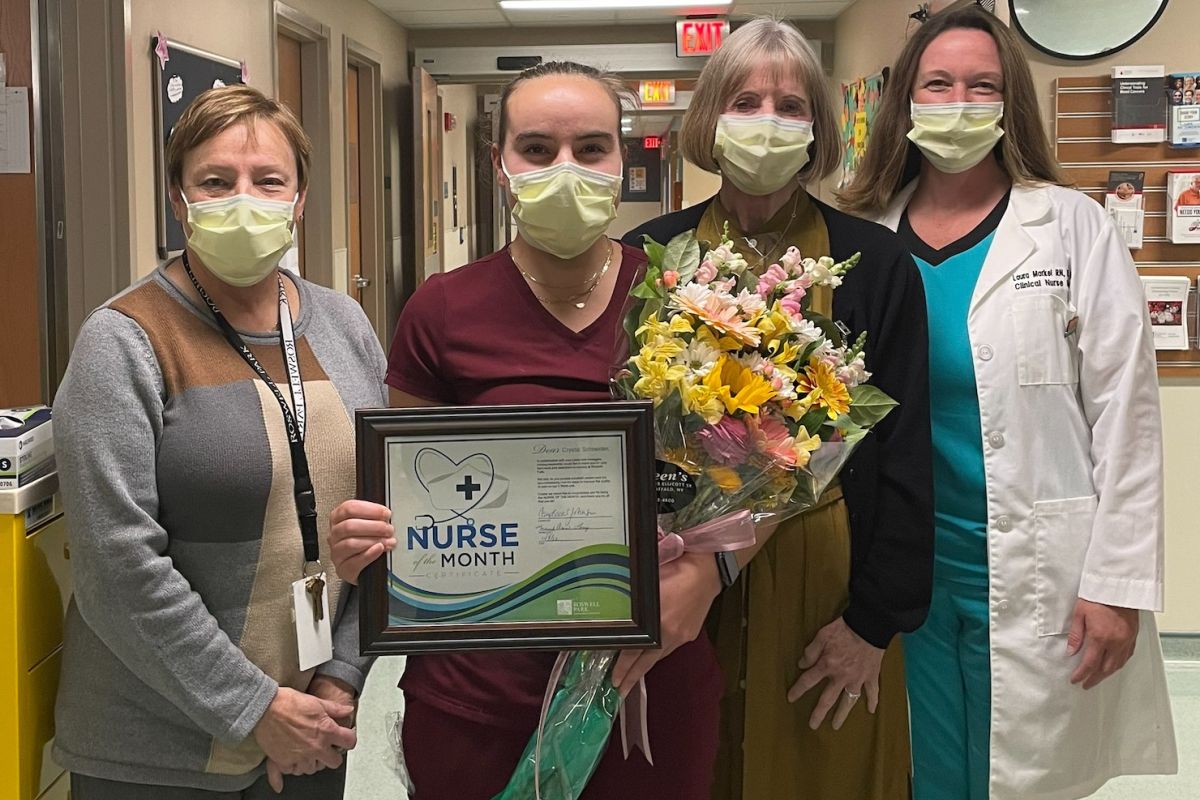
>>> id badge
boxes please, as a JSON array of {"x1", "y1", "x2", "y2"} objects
[{"x1": 292, "y1": 574, "x2": 333, "y2": 671}]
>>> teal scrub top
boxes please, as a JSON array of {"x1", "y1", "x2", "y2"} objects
[{"x1": 899, "y1": 194, "x2": 1009, "y2": 586}]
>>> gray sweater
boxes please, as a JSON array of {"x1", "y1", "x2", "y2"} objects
[{"x1": 52, "y1": 268, "x2": 387, "y2": 790}]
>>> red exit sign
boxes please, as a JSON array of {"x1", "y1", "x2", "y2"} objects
[
  {"x1": 676, "y1": 19, "x2": 730, "y2": 58},
  {"x1": 643, "y1": 136, "x2": 662, "y2": 150}
]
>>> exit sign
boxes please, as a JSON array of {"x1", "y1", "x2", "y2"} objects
[
  {"x1": 643, "y1": 136, "x2": 662, "y2": 150},
  {"x1": 640, "y1": 80, "x2": 676, "y2": 106},
  {"x1": 676, "y1": 19, "x2": 729, "y2": 58}
]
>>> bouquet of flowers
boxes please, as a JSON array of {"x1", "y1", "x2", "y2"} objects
[{"x1": 493, "y1": 228, "x2": 897, "y2": 800}]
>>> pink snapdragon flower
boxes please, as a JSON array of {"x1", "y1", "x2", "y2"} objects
[
  {"x1": 695, "y1": 261, "x2": 718, "y2": 284},
  {"x1": 780, "y1": 288, "x2": 807, "y2": 318},
  {"x1": 756, "y1": 264, "x2": 789, "y2": 297},
  {"x1": 663, "y1": 270, "x2": 679, "y2": 289}
]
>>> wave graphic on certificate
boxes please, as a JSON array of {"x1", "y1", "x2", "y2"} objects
[{"x1": 385, "y1": 432, "x2": 633, "y2": 627}]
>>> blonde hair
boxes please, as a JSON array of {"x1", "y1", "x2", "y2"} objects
[
  {"x1": 840, "y1": 5, "x2": 1066, "y2": 214},
  {"x1": 680, "y1": 17, "x2": 840, "y2": 184},
  {"x1": 166, "y1": 84, "x2": 312, "y2": 190}
]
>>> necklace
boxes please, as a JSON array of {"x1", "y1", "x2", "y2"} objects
[
  {"x1": 739, "y1": 191, "x2": 802, "y2": 268},
  {"x1": 514, "y1": 241, "x2": 613, "y2": 310}
]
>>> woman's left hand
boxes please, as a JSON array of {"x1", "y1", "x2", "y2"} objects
[
  {"x1": 611, "y1": 550, "x2": 721, "y2": 695},
  {"x1": 1067, "y1": 599, "x2": 1139, "y2": 690},
  {"x1": 264, "y1": 676, "x2": 357, "y2": 791},
  {"x1": 787, "y1": 617, "x2": 884, "y2": 730}
]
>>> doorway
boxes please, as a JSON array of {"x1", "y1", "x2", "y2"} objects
[
  {"x1": 344, "y1": 39, "x2": 387, "y2": 341},
  {"x1": 272, "y1": 3, "x2": 332, "y2": 286}
]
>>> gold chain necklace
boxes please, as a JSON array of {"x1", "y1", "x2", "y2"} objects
[{"x1": 514, "y1": 241, "x2": 613, "y2": 310}]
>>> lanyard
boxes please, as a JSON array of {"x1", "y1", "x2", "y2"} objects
[{"x1": 182, "y1": 253, "x2": 320, "y2": 568}]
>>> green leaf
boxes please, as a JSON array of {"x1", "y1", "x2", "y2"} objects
[
  {"x1": 642, "y1": 235, "x2": 666, "y2": 268},
  {"x1": 631, "y1": 267, "x2": 664, "y2": 299},
  {"x1": 663, "y1": 231, "x2": 701, "y2": 281},
  {"x1": 832, "y1": 416, "x2": 870, "y2": 443},
  {"x1": 798, "y1": 407, "x2": 830, "y2": 436},
  {"x1": 847, "y1": 384, "x2": 899, "y2": 428}
]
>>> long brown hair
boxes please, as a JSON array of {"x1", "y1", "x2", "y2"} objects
[{"x1": 839, "y1": 6, "x2": 1066, "y2": 215}]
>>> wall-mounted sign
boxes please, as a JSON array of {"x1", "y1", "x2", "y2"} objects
[
  {"x1": 676, "y1": 19, "x2": 730, "y2": 58},
  {"x1": 643, "y1": 136, "x2": 662, "y2": 150},
  {"x1": 640, "y1": 80, "x2": 676, "y2": 106}
]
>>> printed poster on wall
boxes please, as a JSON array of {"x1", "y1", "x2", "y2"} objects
[{"x1": 839, "y1": 72, "x2": 886, "y2": 189}]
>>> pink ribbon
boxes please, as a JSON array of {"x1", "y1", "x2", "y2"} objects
[
  {"x1": 532, "y1": 510, "x2": 755, "y2": 797},
  {"x1": 618, "y1": 510, "x2": 756, "y2": 764},
  {"x1": 154, "y1": 34, "x2": 170, "y2": 69}
]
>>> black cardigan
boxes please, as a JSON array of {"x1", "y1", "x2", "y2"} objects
[{"x1": 623, "y1": 196, "x2": 934, "y2": 648}]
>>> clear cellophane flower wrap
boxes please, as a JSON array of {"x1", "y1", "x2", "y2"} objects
[{"x1": 493, "y1": 228, "x2": 897, "y2": 800}]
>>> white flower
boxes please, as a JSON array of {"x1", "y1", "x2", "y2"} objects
[
  {"x1": 671, "y1": 283, "x2": 714, "y2": 314},
  {"x1": 836, "y1": 355, "x2": 872, "y2": 388},
  {"x1": 724, "y1": 251, "x2": 750, "y2": 275},
  {"x1": 673, "y1": 339, "x2": 721, "y2": 377},
  {"x1": 790, "y1": 317, "x2": 825, "y2": 342},
  {"x1": 707, "y1": 244, "x2": 735, "y2": 267},
  {"x1": 733, "y1": 289, "x2": 767, "y2": 317},
  {"x1": 808, "y1": 261, "x2": 834, "y2": 285},
  {"x1": 780, "y1": 246, "x2": 803, "y2": 274}
]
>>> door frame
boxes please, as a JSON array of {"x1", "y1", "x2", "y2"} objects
[
  {"x1": 343, "y1": 38, "x2": 387, "y2": 342},
  {"x1": 57, "y1": 0, "x2": 132, "y2": 354},
  {"x1": 271, "y1": 2, "x2": 333, "y2": 289}
]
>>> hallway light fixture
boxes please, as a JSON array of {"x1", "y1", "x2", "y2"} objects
[{"x1": 501, "y1": 0, "x2": 732, "y2": 10}]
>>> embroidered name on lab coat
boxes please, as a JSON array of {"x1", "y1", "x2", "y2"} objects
[{"x1": 1012, "y1": 267, "x2": 1070, "y2": 291}]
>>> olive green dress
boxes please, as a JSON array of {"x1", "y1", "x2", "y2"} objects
[{"x1": 697, "y1": 192, "x2": 912, "y2": 800}]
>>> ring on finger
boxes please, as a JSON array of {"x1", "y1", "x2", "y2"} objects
[{"x1": 844, "y1": 689, "x2": 862, "y2": 701}]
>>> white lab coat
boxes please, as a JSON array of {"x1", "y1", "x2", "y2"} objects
[{"x1": 877, "y1": 182, "x2": 1177, "y2": 799}]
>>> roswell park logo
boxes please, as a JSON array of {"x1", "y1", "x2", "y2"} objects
[{"x1": 407, "y1": 448, "x2": 518, "y2": 569}]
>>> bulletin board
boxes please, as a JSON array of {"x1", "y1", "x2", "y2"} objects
[
  {"x1": 838, "y1": 71, "x2": 887, "y2": 190},
  {"x1": 1055, "y1": 75, "x2": 1200, "y2": 376},
  {"x1": 151, "y1": 36, "x2": 245, "y2": 259}
]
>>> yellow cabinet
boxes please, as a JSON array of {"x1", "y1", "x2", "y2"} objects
[{"x1": 1, "y1": 474, "x2": 72, "y2": 800}]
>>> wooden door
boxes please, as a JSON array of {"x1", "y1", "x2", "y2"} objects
[
  {"x1": 0, "y1": 0, "x2": 43, "y2": 405},
  {"x1": 276, "y1": 31, "x2": 307, "y2": 277}
]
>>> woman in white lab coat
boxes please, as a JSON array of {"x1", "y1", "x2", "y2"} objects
[{"x1": 841, "y1": 6, "x2": 1176, "y2": 800}]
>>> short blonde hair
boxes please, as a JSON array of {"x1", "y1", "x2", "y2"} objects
[
  {"x1": 166, "y1": 84, "x2": 312, "y2": 190},
  {"x1": 680, "y1": 18, "x2": 840, "y2": 184}
]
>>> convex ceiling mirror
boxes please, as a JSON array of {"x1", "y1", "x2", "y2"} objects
[{"x1": 1011, "y1": 0, "x2": 1169, "y2": 60}]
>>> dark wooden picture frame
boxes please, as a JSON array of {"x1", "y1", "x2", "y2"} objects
[{"x1": 356, "y1": 402, "x2": 660, "y2": 655}]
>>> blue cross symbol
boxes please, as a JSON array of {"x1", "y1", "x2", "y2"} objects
[{"x1": 457, "y1": 475, "x2": 481, "y2": 501}]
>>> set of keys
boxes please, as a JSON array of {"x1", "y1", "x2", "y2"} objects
[{"x1": 305, "y1": 573, "x2": 326, "y2": 623}]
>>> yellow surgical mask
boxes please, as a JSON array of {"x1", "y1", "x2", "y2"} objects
[
  {"x1": 907, "y1": 102, "x2": 1004, "y2": 174},
  {"x1": 503, "y1": 160, "x2": 622, "y2": 260},
  {"x1": 713, "y1": 114, "x2": 814, "y2": 196},
  {"x1": 183, "y1": 192, "x2": 297, "y2": 287}
]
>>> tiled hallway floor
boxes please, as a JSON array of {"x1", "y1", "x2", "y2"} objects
[{"x1": 344, "y1": 639, "x2": 1200, "y2": 799}]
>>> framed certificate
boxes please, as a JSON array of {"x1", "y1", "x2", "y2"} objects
[{"x1": 356, "y1": 402, "x2": 660, "y2": 654}]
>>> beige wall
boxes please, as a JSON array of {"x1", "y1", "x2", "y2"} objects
[
  {"x1": 613, "y1": 201, "x2": 663, "y2": 240},
  {"x1": 440, "y1": 84, "x2": 479, "y2": 271},
  {"x1": 682, "y1": 159, "x2": 722, "y2": 209},
  {"x1": 831, "y1": 0, "x2": 1200, "y2": 632},
  {"x1": 126, "y1": 0, "x2": 409, "y2": 290}
]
